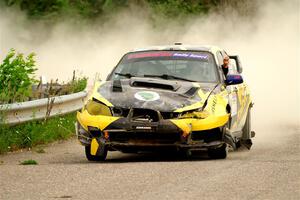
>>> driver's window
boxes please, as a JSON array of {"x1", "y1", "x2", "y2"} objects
[{"x1": 221, "y1": 51, "x2": 237, "y2": 74}]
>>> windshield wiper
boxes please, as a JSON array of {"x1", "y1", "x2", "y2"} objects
[
  {"x1": 144, "y1": 74, "x2": 195, "y2": 82},
  {"x1": 114, "y1": 72, "x2": 136, "y2": 78}
]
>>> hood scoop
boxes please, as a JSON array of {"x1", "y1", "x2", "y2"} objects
[{"x1": 130, "y1": 77, "x2": 180, "y2": 91}]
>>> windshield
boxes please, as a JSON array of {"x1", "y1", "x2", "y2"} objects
[{"x1": 109, "y1": 51, "x2": 219, "y2": 83}]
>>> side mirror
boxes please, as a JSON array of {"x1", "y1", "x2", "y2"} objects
[
  {"x1": 225, "y1": 74, "x2": 243, "y2": 85},
  {"x1": 229, "y1": 55, "x2": 243, "y2": 74}
]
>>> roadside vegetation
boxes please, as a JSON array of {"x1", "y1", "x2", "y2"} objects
[
  {"x1": 20, "y1": 159, "x2": 38, "y2": 165},
  {"x1": 0, "y1": 49, "x2": 37, "y2": 104},
  {"x1": 0, "y1": 50, "x2": 86, "y2": 154},
  {"x1": 0, "y1": 49, "x2": 87, "y2": 104},
  {"x1": 1, "y1": 0, "x2": 254, "y2": 24},
  {"x1": 0, "y1": 112, "x2": 76, "y2": 154}
]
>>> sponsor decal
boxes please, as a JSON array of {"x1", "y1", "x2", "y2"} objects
[
  {"x1": 127, "y1": 51, "x2": 209, "y2": 60},
  {"x1": 134, "y1": 91, "x2": 160, "y2": 101},
  {"x1": 135, "y1": 126, "x2": 152, "y2": 130},
  {"x1": 173, "y1": 53, "x2": 209, "y2": 60}
]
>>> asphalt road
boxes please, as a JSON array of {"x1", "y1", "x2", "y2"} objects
[{"x1": 0, "y1": 126, "x2": 299, "y2": 200}]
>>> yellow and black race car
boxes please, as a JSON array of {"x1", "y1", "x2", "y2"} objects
[{"x1": 76, "y1": 44, "x2": 255, "y2": 161}]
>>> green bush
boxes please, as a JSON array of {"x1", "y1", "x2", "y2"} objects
[
  {"x1": 4, "y1": 0, "x2": 128, "y2": 21},
  {"x1": 0, "y1": 49, "x2": 37, "y2": 104},
  {"x1": 69, "y1": 76, "x2": 88, "y2": 93}
]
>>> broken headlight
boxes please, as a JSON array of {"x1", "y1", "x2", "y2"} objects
[
  {"x1": 85, "y1": 99, "x2": 112, "y2": 116},
  {"x1": 178, "y1": 109, "x2": 209, "y2": 119}
]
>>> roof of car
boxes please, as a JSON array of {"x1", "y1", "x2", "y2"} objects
[{"x1": 132, "y1": 44, "x2": 223, "y2": 54}]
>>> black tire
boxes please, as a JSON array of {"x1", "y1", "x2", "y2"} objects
[
  {"x1": 121, "y1": 150, "x2": 138, "y2": 154},
  {"x1": 85, "y1": 145, "x2": 107, "y2": 161},
  {"x1": 241, "y1": 108, "x2": 253, "y2": 149},
  {"x1": 242, "y1": 108, "x2": 251, "y2": 140},
  {"x1": 208, "y1": 143, "x2": 228, "y2": 159},
  {"x1": 178, "y1": 149, "x2": 192, "y2": 159}
]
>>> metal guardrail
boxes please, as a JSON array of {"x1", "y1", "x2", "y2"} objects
[{"x1": 0, "y1": 91, "x2": 87, "y2": 125}]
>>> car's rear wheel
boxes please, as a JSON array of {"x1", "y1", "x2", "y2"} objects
[
  {"x1": 242, "y1": 108, "x2": 251, "y2": 139},
  {"x1": 85, "y1": 145, "x2": 107, "y2": 161},
  {"x1": 241, "y1": 107, "x2": 253, "y2": 149},
  {"x1": 208, "y1": 143, "x2": 228, "y2": 159}
]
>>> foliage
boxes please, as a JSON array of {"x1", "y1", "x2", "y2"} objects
[
  {"x1": 20, "y1": 159, "x2": 38, "y2": 165},
  {"x1": 63, "y1": 71, "x2": 88, "y2": 94},
  {"x1": 0, "y1": 113, "x2": 76, "y2": 154},
  {"x1": 3, "y1": 0, "x2": 223, "y2": 22},
  {"x1": 148, "y1": 0, "x2": 215, "y2": 18},
  {"x1": 0, "y1": 50, "x2": 87, "y2": 103},
  {"x1": 32, "y1": 74, "x2": 88, "y2": 99},
  {"x1": 68, "y1": 76, "x2": 88, "y2": 93},
  {"x1": 4, "y1": 0, "x2": 129, "y2": 21},
  {"x1": 0, "y1": 49, "x2": 37, "y2": 104}
]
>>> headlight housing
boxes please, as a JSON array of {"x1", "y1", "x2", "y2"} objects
[{"x1": 85, "y1": 99, "x2": 112, "y2": 116}]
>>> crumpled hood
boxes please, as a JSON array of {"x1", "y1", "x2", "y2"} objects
[{"x1": 97, "y1": 78, "x2": 216, "y2": 112}]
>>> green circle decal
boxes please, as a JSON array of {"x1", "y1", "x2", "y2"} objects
[{"x1": 134, "y1": 91, "x2": 160, "y2": 101}]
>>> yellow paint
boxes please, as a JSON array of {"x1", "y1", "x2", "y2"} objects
[
  {"x1": 179, "y1": 110, "x2": 209, "y2": 119},
  {"x1": 92, "y1": 93, "x2": 113, "y2": 107},
  {"x1": 197, "y1": 89, "x2": 206, "y2": 99},
  {"x1": 235, "y1": 84, "x2": 252, "y2": 128},
  {"x1": 85, "y1": 100, "x2": 112, "y2": 116},
  {"x1": 88, "y1": 81, "x2": 113, "y2": 107},
  {"x1": 171, "y1": 114, "x2": 229, "y2": 132},
  {"x1": 191, "y1": 115, "x2": 229, "y2": 131},
  {"x1": 91, "y1": 138, "x2": 99, "y2": 156},
  {"x1": 212, "y1": 95, "x2": 228, "y2": 115},
  {"x1": 77, "y1": 110, "x2": 120, "y2": 131}
]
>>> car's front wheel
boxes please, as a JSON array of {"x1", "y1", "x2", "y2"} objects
[
  {"x1": 85, "y1": 145, "x2": 107, "y2": 161},
  {"x1": 208, "y1": 143, "x2": 228, "y2": 159}
]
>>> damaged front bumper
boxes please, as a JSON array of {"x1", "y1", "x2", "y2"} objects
[{"x1": 76, "y1": 109, "x2": 230, "y2": 152}]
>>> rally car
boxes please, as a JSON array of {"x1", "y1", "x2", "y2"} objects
[{"x1": 76, "y1": 44, "x2": 255, "y2": 161}]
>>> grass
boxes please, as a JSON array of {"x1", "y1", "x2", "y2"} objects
[
  {"x1": 20, "y1": 159, "x2": 38, "y2": 165},
  {"x1": 0, "y1": 112, "x2": 76, "y2": 154},
  {"x1": 35, "y1": 148, "x2": 46, "y2": 153}
]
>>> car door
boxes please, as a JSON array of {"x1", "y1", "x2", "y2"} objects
[
  {"x1": 216, "y1": 51, "x2": 238, "y2": 131},
  {"x1": 227, "y1": 53, "x2": 250, "y2": 134}
]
